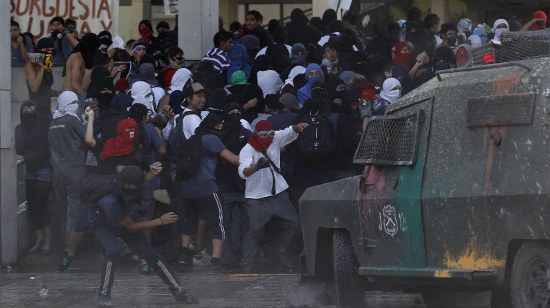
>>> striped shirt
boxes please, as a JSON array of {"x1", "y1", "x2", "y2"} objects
[{"x1": 202, "y1": 47, "x2": 230, "y2": 73}]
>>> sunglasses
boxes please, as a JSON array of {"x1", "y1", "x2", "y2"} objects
[{"x1": 255, "y1": 130, "x2": 275, "y2": 138}]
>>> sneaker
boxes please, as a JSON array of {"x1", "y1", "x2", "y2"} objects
[
  {"x1": 178, "y1": 251, "x2": 193, "y2": 269},
  {"x1": 28, "y1": 239, "x2": 43, "y2": 255},
  {"x1": 174, "y1": 289, "x2": 199, "y2": 304},
  {"x1": 57, "y1": 255, "x2": 76, "y2": 272},
  {"x1": 193, "y1": 249, "x2": 212, "y2": 266},
  {"x1": 40, "y1": 239, "x2": 51, "y2": 255},
  {"x1": 98, "y1": 294, "x2": 112, "y2": 307},
  {"x1": 140, "y1": 263, "x2": 151, "y2": 275},
  {"x1": 210, "y1": 263, "x2": 232, "y2": 273}
]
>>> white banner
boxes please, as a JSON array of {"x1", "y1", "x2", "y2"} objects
[
  {"x1": 326, "y1": 0, "x2": 352, "y2": 11},
  {"x1": 10, "y1": 0, "x2": 119, "y2": 39}
]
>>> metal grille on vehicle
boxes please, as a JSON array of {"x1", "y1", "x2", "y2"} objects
[
  {"x1": 353, "y1": 111, "x2": 423, "y2": 166},
  {"x1": 497, "y1": 29, "x2": 550, "y2": 62},
  {"x1": 466, "y1": 93, "x2": 536, "y2": 127},
  {"x1": 471, "y1": 29, "x2": 550, "y2": 65}
]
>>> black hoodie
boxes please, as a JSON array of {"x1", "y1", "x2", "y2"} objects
[{"x1": 15, "y1": 100, "x2": 51, "y2": 173}]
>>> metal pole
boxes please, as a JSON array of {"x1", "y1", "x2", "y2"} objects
[{"x1": 0, "y1": 0, "x2": 17, "y2": 265}]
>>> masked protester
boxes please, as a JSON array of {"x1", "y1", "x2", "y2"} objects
[
  {"x1": 88, "y1": 165, "x2": 199, "y2": 307},
  {"x1": 86, "y1": 65, "x2": 115, "y2": 109},
  {"x1": 176, "y1": 113, "x2": 241, "y2": 273},
  {"x1": 392, "y1": 41, "x2": 414, "y2": 69},
  {"x1": 237, "y1": 120, "x2": 309, "y2": 274},
  {"x1": 297, "y1": 63, "x2": 325, "y2": 107},
  {"x1": 15, "y1": 100, "x2": 54, "y2": 256},
  {"x1": 49, "y1": 91, "x2": 96, "y2": 272},
  {"x1": 62, "y1": 33, "x2": 101, "y2": 98},
  {"x1": 26, "y1": 37, "x2": 57, "y2": 119},
  {"x1": 135, "y1": 19, "x2": 161, "y2": 54},
  {"x1": 98, "y1": 30, "x2": 113, "y2": 54},
  {"x1": 491, "y1": 19, "x2": 510, "y2": 43}
]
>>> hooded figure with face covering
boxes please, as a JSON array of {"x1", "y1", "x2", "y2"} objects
[
  {"x1": 49, "y1": 91, "x2": 97, "y2": 272},
  {"x1": 297, "y1": 63, "x2": 325, "y2": 107},
  {"x1": 130, "y1": 81, "x2": 155, "y2": 116},
  {"x1": 238, "y1": 120, "x2": 309, "y2": 274},
  {"x1": 89, "y1": 165, "x2": 199, "y2": 307},
  {"x1": 216, "y1": 103, "x2": 253, "y2": 267},
  {"x1": 227, "y1": 43, "x2": 252, "y2": 84},
  {"x1": 15, "y1": 100, "x2": 54, "y2": 256},
  {"x1": 285, "y1": 8, "x2": 323, "y2": 47},
  {"x1": 26, "y1": 37, "x2": 56, "y2": 119},
  {"x1": 371, "y1": 77, "x2": 402, "y2": 116},
  {"x1": 491, "y1": 19, "x2": 510, "y2": 43}
]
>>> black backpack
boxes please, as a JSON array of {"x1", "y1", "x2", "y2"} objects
[
  {"x1": 80, "y1": 174, "x2": 120, "y2": 204},
  {"x1": 134, "y1": 123, "x2": 152, "y2": 172},
  {"x1": 167, "y1": 111, "x2": 203, "y2": 180},
  {"x1": 295, "y1": 111, "x2": 335, "y2": 161}
]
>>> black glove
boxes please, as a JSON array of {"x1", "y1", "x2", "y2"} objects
[{"x1": 255, "y1": 157, "x2": 270, "y2": 170}]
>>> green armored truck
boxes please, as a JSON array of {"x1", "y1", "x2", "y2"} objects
[{"x1": 299, "y1": 29, "x2": 550, "y2": 308}]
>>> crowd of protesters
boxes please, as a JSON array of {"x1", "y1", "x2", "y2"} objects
[{"x1": 11, "y1": 7, "x2": 549, "y2": 307}]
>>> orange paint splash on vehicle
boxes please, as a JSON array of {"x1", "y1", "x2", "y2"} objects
[{"x1": 444, "y1": 236, "x2": 505, "y2": 270}]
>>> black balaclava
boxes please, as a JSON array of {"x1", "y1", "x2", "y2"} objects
[
  {"x1": 220, "y1": 102, "x2": 244, "y2": 153},
  {"x1": 35, "y1": 38, "x2": 55, "y2": 86},
  {"x1": 75, "y1": 33, "x2": 100, "y2": 69},
  {"x1": 195, "y1": 113, "x2": 222, "y2": 136},
  {"x1": 95, "y1": 78, "x2": 116, "y2": 113},
  {"x1": 20, "y1": 100, "x2": 38, "y2": 130},
  {"x1": 117, "y1": 165, "x2": 145, "y2": 207},
  {"x1": 98, "y1": 30, "x2": 113, "y2": 53}
]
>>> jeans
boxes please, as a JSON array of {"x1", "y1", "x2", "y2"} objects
[
  {"x1": 240, "y1": 191, "x2": 300, "y2": 270},
  {"x1": 93, "y1": 223, "x2": 184, "y2": 296}
]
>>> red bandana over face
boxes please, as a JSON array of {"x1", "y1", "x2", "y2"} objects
[
  {"x1": 100, "y1": 118, "x2": 138, "y2": 161},
  {"x1": 139, "y1": 27, "x2": 152, "y2": 43},
  {"x1": 248, "y1": 120, "x2": 274, "y2": 152},
  {"x1": 392, "y1": 41, "x2": 412, "y2": 68}
]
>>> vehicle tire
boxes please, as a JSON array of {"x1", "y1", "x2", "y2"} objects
[
  {"x1": 510, "y1": 242, "x2": 550, "y2": 308},
  {"x1": 333, "y1": 230, "x2": 366, "y2": 308}
]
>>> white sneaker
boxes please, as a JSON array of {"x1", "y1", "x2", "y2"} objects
[{"x1": 193, "y1": 249, "x2": 212, "y2": 266}]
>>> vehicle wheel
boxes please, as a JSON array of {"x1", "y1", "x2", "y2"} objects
[
  {"x1": 510, "y1": 242, "x2": 550, "y2": 308},
  {"x1": 333, "y1": 230, "x2": 366, "y2": 308}
]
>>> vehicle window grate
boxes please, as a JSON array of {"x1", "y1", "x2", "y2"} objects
[
  {"x1": 353, "y1": 111, "x2": 423, "y2": 166},
  {"x1": 466, "y1": 93, "x2": 536, "y2": 127}
]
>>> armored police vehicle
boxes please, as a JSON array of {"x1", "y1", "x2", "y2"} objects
[{"x1": 299, "y1": 29, "x2": 550, "y2": 308}]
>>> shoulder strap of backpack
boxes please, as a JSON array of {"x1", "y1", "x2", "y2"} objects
[{"x1": 261, "y1": 150, "x2": 282, "y2": 174}]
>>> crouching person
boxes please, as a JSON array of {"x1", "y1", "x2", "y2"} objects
[{"x1": 89, "y1": 165, "x2": 198, "y2": 307}]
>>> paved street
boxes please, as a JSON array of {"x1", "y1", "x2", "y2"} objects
[
  {"x1": 0, "y1": 236, "x2": 491, "y2": 307},
  {"x1": 0, "y1": 270, "x2": 428, "y2": 308},
  {"x1": 0, "y1": 236, "x2": 426, "y2": 308}
]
